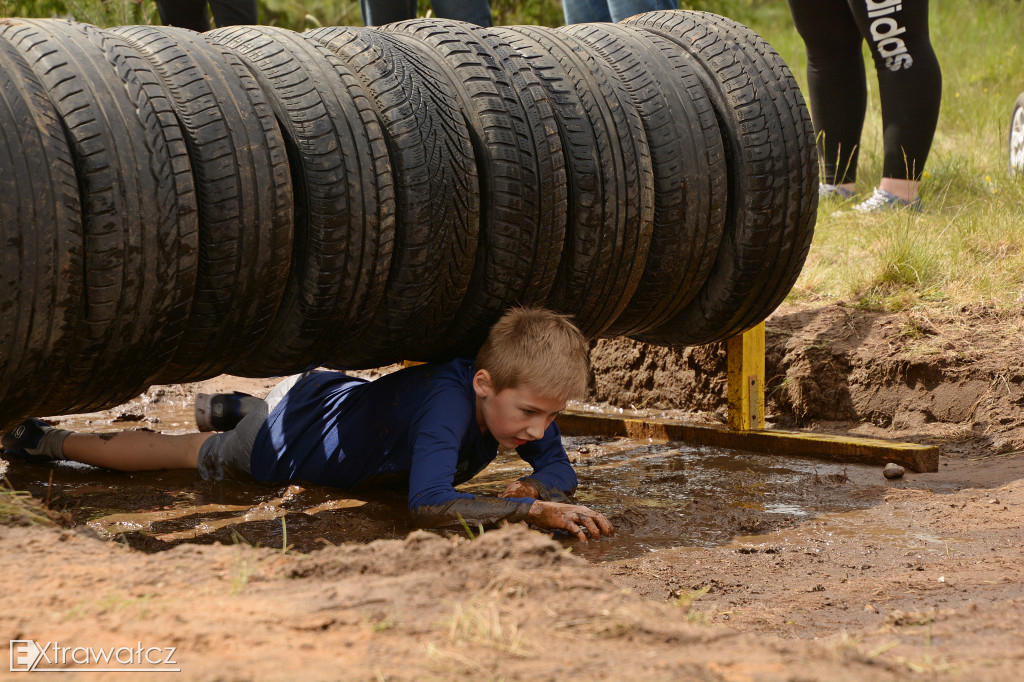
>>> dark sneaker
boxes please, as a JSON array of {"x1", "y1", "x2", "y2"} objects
[
  {"x1": 2, "y1": 418, "x2": 67, "y2": 459},
  {"x1": 195, "y1": 392, "x2": 263, "y2": 432}
]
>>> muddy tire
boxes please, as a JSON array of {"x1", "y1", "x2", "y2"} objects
[
  {"x1": 624, "y1": 11, "x2": 817, "y2": 346},
  {"x1": 0, "y1": 37, "x2": 82, "y2": 428},
  {"x1": 109, "y1": 26, "x2": 294, "y2": 384},
  {"x1": 208, "y1": 26, "x2": 396, "y2": 376},
  {"x1": 305, "y1": 26, "x2": 479, "y2": 368},
  {"x1": 560, "y1": 22, "x2": 727, "y2": 336},
  {"x1": 0, "y1": 19, "x2": 199, "y2": 415},
  {"x1": 495, "y1": 25, "x2": 655, "y2": 337},
  {"x1": 381, "y1": 19, "x2": 568, "y2": 359},
  {"x1": 1010, "y1": 91, "x2": 1024, "y2": 175}
]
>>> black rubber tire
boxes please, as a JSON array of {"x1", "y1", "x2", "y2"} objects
[
  {"x1": 0, "y1": 36, "x2": 82, "y2": 429},
  {"x1": 1, "y1": 19, "x2": 199, "y2": 415},
  {"x1": 495, "y1": 25, "x2": 655, "y2": 337},
  {"x1": 208, "y1": 25, "x2": 396, "y2": 376},
  {"x1": 1010, "y1": 91, "x2": 1024, "y2": 175},
  {"x1": 560, "y1": 21, "x2": 727, "y2": 336},
  {"x1": 109, "y1": 25, "x2": 295, "y2": 384},
  {"x1": 305, "y1": 26, "x2": 479, "y2": 368},
  {"x1": 624, "y1": 11, "x2": 817, "y2": 347},
  {"x1": 381, "y1": 18, "x2": 568, "y2": 359}
]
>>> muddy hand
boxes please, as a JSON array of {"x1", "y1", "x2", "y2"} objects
[
  {"x1": 499, "y1": 480, "x2": 539, "y2": 499},
  {"x1": 526, "y1": 501, "x2": 614, "y2": 543}
]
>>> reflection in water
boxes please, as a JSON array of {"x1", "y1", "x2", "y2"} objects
[
  {"x1": 4, "y1": 400, "x2": 891, "y2": 562},
  {"x1": 463, "y1": 436, "x2": 884, "y2": 561}
]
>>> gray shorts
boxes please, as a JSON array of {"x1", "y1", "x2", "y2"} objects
[{"x1": 195, "y1": 372, "x2": 312, "y2": 481}]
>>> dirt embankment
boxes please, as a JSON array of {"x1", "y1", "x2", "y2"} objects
[{"x1": 590, "y1": 302, "x2": 1024, "y2": 457}]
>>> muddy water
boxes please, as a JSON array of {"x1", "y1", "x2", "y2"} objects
[
  {"x1": 4, "y1": 400, "x2": 903, "y2": 562},
  {"x1": 463, "y1": 436, "x2": 889, "y2": 561}
]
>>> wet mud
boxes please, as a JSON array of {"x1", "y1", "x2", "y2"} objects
[{"x1": 3, "y1": 399, "x2": 949, "y2": 564}]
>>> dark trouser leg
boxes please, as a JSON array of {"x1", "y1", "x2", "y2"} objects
[
  {"x1": 430, "y1": 0, "x2": 493, "y2": 26},
  {"x1": 606, "y1": 0, "x2": 678, "y2": 23},
  {"x1": 788, "y1": 0, "x2": 866, "y2": 185},
  {"x1": 360, "y1": 0, "x2": 418, "y2": 25},
  {"x1": 562, "y1": 0, "x2": 613, "y2": 24},
  {"x1": 155, "y1": 0, "x2": 212, "y2": 32},
  {"x1": 846, "y1": 0, "x2": 941, "y2": 180},
  {"x1": 208, "y1": 0, "x2": 258, "y2": 27}
]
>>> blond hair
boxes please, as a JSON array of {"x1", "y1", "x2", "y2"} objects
[{"x1": 475, "y1": 307, "x2": 591, "y2": 402}]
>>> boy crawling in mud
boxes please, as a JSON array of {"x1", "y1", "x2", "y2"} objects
[{"x1": 3, "y1": 308, "x2": 613, "y2": 542}]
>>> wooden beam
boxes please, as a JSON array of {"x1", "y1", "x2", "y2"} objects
[
  {"x1": 559, "y1": 322, "x2": 937, "y2": 473},
  {"x1": 557, "y1": 411, "x2": 939, "y2": 473},
  {"x1": 727, "y1": 322, "x2": 765, "y2": 430}
]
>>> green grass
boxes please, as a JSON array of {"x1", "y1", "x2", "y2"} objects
[
  {"x1": 2, "y1": 0, "x2": 1021, "y2": 314},
  {"x1": 0, "y1": 476, "x2": 57, "y2": 526},
  {"x1": 743, "y1": 0, "x2": 1024, "y2": 314}
]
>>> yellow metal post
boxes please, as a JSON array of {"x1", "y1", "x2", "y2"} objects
[
  {"x1": 726, "y1": 322, "x2": 765, "y2": 431},
  {"x1": 558, "y1": 321, "x2": 940, "y2": 472}
]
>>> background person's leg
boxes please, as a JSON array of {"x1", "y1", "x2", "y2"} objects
[
  {"x1": 208, "y1": 0, "x2": 258, "y2": 27},
  {"x1": 846, "y1": 0, "x2": 941, "y2": 184},
  {"x1": 155, "y1": 0, "x2": 213, "y2": 32},
  {"x1": 562, "y1": 0, "x2": 613, "y2": 24},
  {"x1": 788, "y1": 0, "x2": 866, "y2": 186},
  {"x1": 360, "y1": 0, "x2": 418, "y2": 25},
  {"x1": 606, "y1": 0, "x2": 677, "y2": 23},
  {"x1": 430, "y1": 0, "x2": 493, "y2": 26}
]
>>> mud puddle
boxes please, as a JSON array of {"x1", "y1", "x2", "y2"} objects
[
  {"x1": 4, "y1": 396, "x2": 937, "y2": 562},
  {"x1": 459, "y1": 435, "x2": 900, "y2": 561}
]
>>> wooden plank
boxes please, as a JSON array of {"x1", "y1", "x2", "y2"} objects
[
  {"x1": 726, "y1": 322, "x2": 765, "y2": 430},
  {"x1": 557, "y1": 411, "x2": 939, "y2": 473}
]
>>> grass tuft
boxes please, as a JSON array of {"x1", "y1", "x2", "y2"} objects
[
  {"x1": 0, "y1": 476, "x2": 60, "y2": 527},
  {"x1": 229, "y1": 548, "x2": 261, "y2": 595},
  {"x1": 447, "y1": 601, "x2": 530, "y2": 656}
]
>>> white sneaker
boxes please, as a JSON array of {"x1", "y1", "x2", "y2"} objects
[
  {"x1": 853, "y1": 188, "x2": 922, "y2": 213},
  {"x1": 819, "y1": 183, "x2": 855, "y2": 200}
]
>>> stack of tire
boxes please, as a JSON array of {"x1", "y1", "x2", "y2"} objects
[{"x1": 0, "y1": 12, "x2": 816, "y2": 430}]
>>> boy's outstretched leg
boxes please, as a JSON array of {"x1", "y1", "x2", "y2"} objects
[
  {"x1": 63, "y1": 430, "x2": 214, "y2": 471},
  {"x1": 3, "y1": 418, "x2": 213, "y2": 472}
]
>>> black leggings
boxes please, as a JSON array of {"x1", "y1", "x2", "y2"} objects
[
  {"x1": 787, "y1": 0, "x2": 941, "y2": 182},
  {"x1": 155, "y1": 0, "x2": 257, "y2": 33}
]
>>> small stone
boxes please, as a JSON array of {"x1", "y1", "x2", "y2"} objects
[{"x1": 883, "y1": 463, "x2": 906, "y2": 479}]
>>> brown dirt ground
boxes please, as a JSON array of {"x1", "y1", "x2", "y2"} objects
[{"x1": 3, "y1": 302, "x2": 1023, "y2": 680}]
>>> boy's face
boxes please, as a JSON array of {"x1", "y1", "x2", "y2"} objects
[{"x1": 473, "y1": 370, "x2": 566, "y2": 450}]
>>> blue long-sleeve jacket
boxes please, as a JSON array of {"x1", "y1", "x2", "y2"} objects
[{"x1": 249, "y1": 359, "x2": 577, "y2": 527}]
